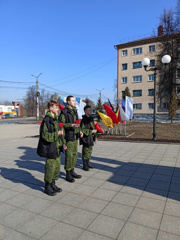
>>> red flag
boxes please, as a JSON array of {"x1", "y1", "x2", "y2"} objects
[
  {"x1": 93, "y1": 122, "x2": 104, "y2": 134},
  {"x1": 103, "y1": 104, "x2": 119, "y2": 124},
  {"x1": 59, "y1": 104, "x2": 65, "y2": 111}
]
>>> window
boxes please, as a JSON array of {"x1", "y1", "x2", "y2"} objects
[
  {"x1": 133, "y1": 47, "x2": 142, "y2": 55},
  {"x1": 133, "y1": 61, "x2": 142, "y2": 69},
  {"x1": 133, "y1": 90, "x2": 142, "y2": 96},
  {"x1": 150, "y1": 60, "x2": 155, "y2": 66},
  {"x1": 122, "y1": 50, "x2": 127, "y2": 56},
  {"x1": 133, "y1": 103, "x2": 142, "y2": 109},
  {"x1": 122, "y1": 77, "x2": 127, "y2": 83},
  {"x1": 149, "y1": 45, "x2": 155, "y2": 52},
  {"x1": 7, "y1": 107, "x2": 12, "y2": 112},
  {"x1": 122, "y1": 91, "x2": 125, "y2": 98},
  {"x1": 148, "y1": 74, "x2": 155, "y2": 81},
  {"x1": 177, "y1": 86, "x2": 180, "y2": 93},
  {"x1": 148, "y1": 89, "x2": 155, "y2": 96},
  {"x1": 177, "y1": 70, "x2": 180, "y2": 78},
  {"x1": 122, "y1": 63, "x2": 127, "y2": 70},
  {"x1": 133, "y1": 76, "x2": 142, "y2": 82},
  {"x1": 163, "y1": 102, "x2": 168, "y2": 109},
  {"x1": 148, "y1": 103, "x2": 154, "y2": 109},
  {"x1": 0, "y1": 107, "x2": 2, "y2": 112}
]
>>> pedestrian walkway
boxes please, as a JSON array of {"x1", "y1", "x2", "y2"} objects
[{"x1": 0, "y1": 124, "x2": 180, "y2": 239}]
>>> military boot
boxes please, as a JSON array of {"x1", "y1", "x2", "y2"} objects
[
  {"x1": 66, "y1": 171, "x2": 75, "y2": 183},
  {"x1": 83, "y1": 159, "x2": 89, "y2": 171},
  {"x1": 70, "y1": 168, "x2": 82, "y2": 178},
  {"x1": 87, "y1": 159, "x2": 95, "y2": 169},
  {"x1": 51, "y1": 179, "x2": 62, "y2": 192},
  {"x1": 44, "y1": 182, "x2": 57, "y2": 196}
]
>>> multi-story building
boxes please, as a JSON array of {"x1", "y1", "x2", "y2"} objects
[{"x1": 114, "y1": 26, "x2": 178, "y2": 115}]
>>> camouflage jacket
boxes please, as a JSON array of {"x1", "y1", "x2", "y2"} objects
[{"x1": 41, "y1": 110, "x2": 66, "y2": 149}]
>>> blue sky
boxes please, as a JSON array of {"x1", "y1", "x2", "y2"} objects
[{"x1": 0, "y1": 0, "x2": 178, "y2": 104}]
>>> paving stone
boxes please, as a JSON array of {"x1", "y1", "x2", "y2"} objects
[
  {"x1": 71, "y1": 184, "x2": 97, "y2": 196},
  {"x1": 160, "y1": 214, "x2": 180, "y2": 235},
  {"x1": 117, "y1": 221, "x2": 158, "y2": 240},
  {"x1": 83, "y1": 177, "x2": 105, "y2": 187},
  {"x1": 62, "y1": 208, "x2": 98, "y2": 229},
  {"x1": 3, "y1": 230, "x2": 36, "y2": 240},
  {"x1": 1, "y1": 209, "x2": 36, "y2": 229},
  {"x1": 126, "y1": 177, "x2": 149, "y2": 187},
  {"x1": 78, "y1": 231, "x2": 112, "y2": 240},
  {"x1": 157, "y1": 231, "x2": 180, "y2": 240},
  {"x1": 0, "y1": 202, "x2": 17, "y2": 219},
  {"x1": 87, "y1": 214, "x2": 125, "y2": 239},
  {"x1": 101, "y1": 202, "x2": 133, "y2": 220},
  {"x1": 112, "y1": 192, "x2": 140, "y2": 207},
  {"x1": 136, "y1": 196, "x2": 166, "y2": 213},
  {"x1": 17, "y1": 215, "x2": 58, "y2": 239},
  {"x1": 90, "y1": 188, "x2": 117, "y2": 201},
  {"x1": 58, "y1": 192, "x2": 87, "y2": 207},
  {"x1": 120, "y1": 185, "x2": 144, "y2": 196},
  {"x1": 0, "y1": 189, "x2": 19, "y2": 202},
  {"x1": 147, "y1": 180, "x2": 170, "y2": 191},
  {"x1": 0, "y1": 224, "x2": 12, "y2": 239},
  {"x1": 21, "y1": 197, "x2": 52, "y2": 213},
  {"x1": 78, "y1": 196, "x2": 108, "y2": 213},
  {"x1": 164, "y1": 201, "x2": 180, "y2": 217},
  {"x1": 39, "y1": 222, "x2": 84, "y2": 240},
  {"x1": 129, "y1": 208, "x2": 162, "y2": 229},
  {"x1": 6, "y1": 193, "x2": 36, "y2": 207},
  {"x1": 41, "y1": 202, "x2": 74, "y2": 220},
  {"x1": 100, "y1": 181, "x2": 123, "y2": 191},
  {"x1": 143, "y1": 187, "x2": 168, "y2": 201},
  {"x1": 170, "y1": 183, "x2": 180, "y2": 193}
]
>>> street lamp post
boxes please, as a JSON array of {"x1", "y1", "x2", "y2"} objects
[
  {"x1": 31, "y1": 73, "x2": 42, "y2": 121},
  {"x1": 142, "y1": 55, "x2": 171, "y2": 140}
]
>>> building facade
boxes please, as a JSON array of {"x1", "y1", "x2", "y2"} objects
[{"x1": 114, "y1": 27, "x2": 174, "y2": 115}]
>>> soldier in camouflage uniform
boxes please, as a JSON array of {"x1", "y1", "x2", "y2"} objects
[
  {"x1": 59, "y1": 96, "x2": 83, "y2": 182},
  {"x1": 37, "y1": 101, "x2": 67, "y2": 196},
  {"x1": 80, "y1": 105, "x2": 98, "y2": 171}
]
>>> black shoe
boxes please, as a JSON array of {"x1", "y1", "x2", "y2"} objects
[
  {"x1": 66, "y1": 171, "x2": 75, "y2": 183},
  {"x1": 83, "y1": 160, "x2": 90, "y2": 171},
  {"x1": 87, "y1": 159, "x2": 95, "y2": 169},
  {"x1": 51, "y1": 179, "x2": 62, "y2": 192},
  {"x1": 70, "y1": 168, "x2": 82, "y2": 178},
  {"x1": 44, "y1": 182, "x2": 57, "y2": 196}
]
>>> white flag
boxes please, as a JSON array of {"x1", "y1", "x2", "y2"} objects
[
  {"x1": 75, "y1": 100, "x2": 86, "y2": 119},
  {"x1": 118, "y1": 99, "x2": 129, "y2": 121},
  {"x1": 125, "y1": 96, "x2": 133, "y2": 119}
]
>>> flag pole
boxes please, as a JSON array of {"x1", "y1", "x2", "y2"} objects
[{"x1": 124, "y1": 121, "x2": 126, "y2": 136}]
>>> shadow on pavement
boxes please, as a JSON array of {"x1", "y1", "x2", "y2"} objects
[{"x1": 1, "y1": 146, "x2": 180, "y2": 201}]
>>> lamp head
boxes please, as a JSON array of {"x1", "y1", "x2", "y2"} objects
[
  {"x1": 161, "y1": 55, "x2": 171, "y2": 64},
  {"x1": 142, "y1": 58, "x2": 150, "y2": 67}
]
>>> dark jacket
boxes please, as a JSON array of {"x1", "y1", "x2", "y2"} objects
[
  {"x1": 59, "y1": 105, "x2": 79, "y2": 142},
  {"x1": 80, "y1": 115, "x2": 95, "y2": 147},
  {"x1": 37, "y1": 111, "x2": 65, "y2": 158}
]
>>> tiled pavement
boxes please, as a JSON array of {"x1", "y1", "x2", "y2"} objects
[{"x1": 1, "y1": 131, "x2": 180, "y2": 239}]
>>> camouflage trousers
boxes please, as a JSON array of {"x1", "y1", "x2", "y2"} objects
[
  {"x1": 44, "y1": 152, "x2": 61, "y2": 183},
  {"x1": 65, "y1": 140, "x2": 78, "y2": 171},
  {"x1": 82, "y1": 145, "x2": 93, "y2": 160}
]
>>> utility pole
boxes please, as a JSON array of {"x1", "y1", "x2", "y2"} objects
[
  {"x1": 31, "y1": 73, "x2": 42, "y2": 121},
  {"x1": 96, "y1": 88, "x2": 104, "y2": 103}
]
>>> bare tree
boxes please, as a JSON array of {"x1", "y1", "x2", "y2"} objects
[
  {"x1": 157, "y1": 5, "x2": 180, "y2": 113},
  {"x1": 23, "y1": 86, "x2": 36, "y2": 117},
  {"x1": 168, "y1": 90, "x2": 178, "y2": 122}
]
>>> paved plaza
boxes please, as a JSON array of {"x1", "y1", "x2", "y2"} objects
[{"x1": 0, "y1": 124, "x2": 180, "y2": 240}]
